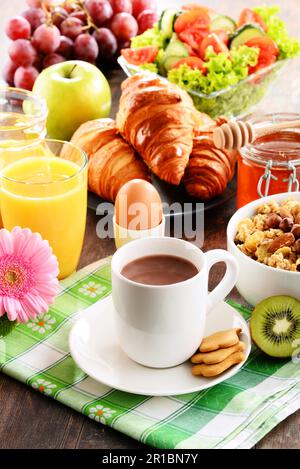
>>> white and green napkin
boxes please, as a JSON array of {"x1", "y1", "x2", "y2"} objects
[{"x1": 0, "y1": 258, "x2": 299, "y2": 449}]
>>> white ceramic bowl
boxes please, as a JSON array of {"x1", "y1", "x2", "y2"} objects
[{"x1": 227, "y1": 192, "x2": 300, "y2": 306}]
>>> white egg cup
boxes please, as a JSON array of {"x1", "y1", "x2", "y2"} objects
[{"x1": 113, "y1": 215, "x2": 166, "y2": 249}]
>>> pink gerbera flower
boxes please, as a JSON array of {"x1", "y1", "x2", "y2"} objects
[{"x1": 0, "y1": 227, "x2": 59, "y2": 324}]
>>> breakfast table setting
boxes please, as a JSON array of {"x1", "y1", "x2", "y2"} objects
[{"x1": 0, "y1": 0, "x2": 300, "y2": 453}]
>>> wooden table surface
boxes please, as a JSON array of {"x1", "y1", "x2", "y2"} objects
[{"x1": 0, "y1": 0, "x2": 300, "y2": 450}]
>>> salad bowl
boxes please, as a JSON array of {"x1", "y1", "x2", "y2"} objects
[
  {"x1": 119, "y1": 4, "x2": 299, "y2": 118},
  {"x1": 118, "y1": 56, "x2": 288, "y2": 119}
]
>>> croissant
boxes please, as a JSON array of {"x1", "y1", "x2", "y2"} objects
[
  {"x1": 70, "y1": 118, "x2": 151, "y2": 202},
  {"x1": 193, "y1": 113, "x2": 217, "y2": 134},
  {"x1": 116, "y1": 74, "x2": 199, "y2": 186},
  {"x1": 184, "y1": 128, "x2": 237, "y2": 201}
]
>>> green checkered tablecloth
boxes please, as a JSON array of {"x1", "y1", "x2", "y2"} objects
[{"x1": 1, "y1": 257, "x2": 300, "y2": 449}]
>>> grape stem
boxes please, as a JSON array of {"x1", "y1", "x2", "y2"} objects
[
  {"x1": 41, "y1": 1, "x2": 53, "y2": 26},
  {"x1": 75, "y1": 0, "x2": 99, "y2": 31},
  {"x1": 41, "y1": 0, "x2": 100, "y2": 32}
]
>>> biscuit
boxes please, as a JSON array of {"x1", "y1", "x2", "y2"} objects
[
  {"x1": 192, "y1": 351, "x2": 245, "y2": 377},
  {"x1": 191, "y1": 341, "x2": 246, "y2": 365},
  {"x1": 199, "y1": 328, "x2": 242, "y2": 353}
]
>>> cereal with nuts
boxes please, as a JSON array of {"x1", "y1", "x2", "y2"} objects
[{"x1": 235, "y1": 199, "x2": 300, "y2": 272}]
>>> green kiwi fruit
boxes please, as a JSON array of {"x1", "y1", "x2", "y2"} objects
[{"x1": 250, "y1": 295, "x2": 300, "y2": 358}]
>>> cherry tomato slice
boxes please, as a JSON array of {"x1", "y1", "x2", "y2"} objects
[
  {"x1": 245, "y1": 36, "x2": 279, "y2": 74},
  {"x1": 174, "y1": 8, "x2": 210, "y2": 35},
  {"x1": 178, "y1": 28, "x2": 208, "y2": 53},
  {"x1": 121, "y1": 46, "x2": 159, "y2": 65},
  {"x1": 245, "y1": 36, "x2": 279, "y2": 57},
  {"x1": 171, "y1": 56, "x2": 207, "y2": 74},
  {"x1": 209, "y1": 29, "x2": 229, "y2": 46},
  {"x1": 199, "y1": 32, "x2": 229, "y2": 60},
  {"x1": 181, "y1": 42, "x2": 199, "y2": 57},
  {"x1": 238, "y1": 8, "x2": 267, "y2": 32}
]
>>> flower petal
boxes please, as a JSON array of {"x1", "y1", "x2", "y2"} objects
[
  {"x1": 12, "y1": 230, "x2": 26, "y2": 256},
  {"x1": 0, "y1": 229, "x2": 13, "y2": 255},
  {"x1": 0, "y1": 297, "x2": 5, "y2": 316},
  {"x1": 33, "y1": 284, "x2": 59, "y2": 298},
  {"x1": 20, "y1": 232, "x2": 43, "y2": 260},
  {"x1": 3, "y1": 297, "x2": 18, "y2": 321},
  {"x1": 20, "y1": 297, "x2": 43, "y2": 320}
]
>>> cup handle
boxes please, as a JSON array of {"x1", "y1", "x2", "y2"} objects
[{"x1": 204, "y1": 249, "x2": 239, "y2": 314}]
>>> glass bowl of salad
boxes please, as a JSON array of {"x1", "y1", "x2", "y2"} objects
[{"x1": 118, "y1": 5, "x2": 300, "y2": 119}]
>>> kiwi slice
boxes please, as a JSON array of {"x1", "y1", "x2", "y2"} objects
[{"x1": 250, "y1": 296, "x2": 300, "y2": 358}]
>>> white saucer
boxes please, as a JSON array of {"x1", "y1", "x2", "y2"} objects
[{"x1": 69, "y1": 296, "x2": 251, "y2": 396}]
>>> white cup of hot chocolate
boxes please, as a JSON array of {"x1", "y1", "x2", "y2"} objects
[{"x1": 111, "y1": 237, "x2": 239, "y2": 368}]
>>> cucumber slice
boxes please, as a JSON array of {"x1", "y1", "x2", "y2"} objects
[
  {"x1": 211, "y1": 15, "x2": 236, "y2": 33},
  {"x1": 163, "y1": 56, "x2": 185, "y2": 72},
  {"x1": 164, "y1": 35, "x2": 189, "y2": 58},
  {"x1": 229, "y1": 23, "x2": 265, "y2": 49},
  {"x1": 159, "y1": 35, "x2": 189, "y2": 73},
  {"x1": 158, "y1": 8, "x2": 179, "y2": 38}
]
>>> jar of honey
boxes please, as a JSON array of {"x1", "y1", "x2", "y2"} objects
[{"x1": 237, "y1": 113, "x2": 300, "y2": 208}]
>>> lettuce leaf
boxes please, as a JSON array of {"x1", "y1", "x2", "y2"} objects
[
  {"x1": 139, "y1": 63, "x2": 159, "y2": 73},
  {"x1": 167, "y1": 46, "x2": 259, "y2": 95},
  {"x1": 130, "y1": 25, "x2": 167, "y2": 49},
  {"x1": 253, "y1": 5, "x2": 300, "y2": 59}
]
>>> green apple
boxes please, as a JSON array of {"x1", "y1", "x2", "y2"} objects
[{"x1": 33, "y1": 60, "x2": 111, "y2": 141}]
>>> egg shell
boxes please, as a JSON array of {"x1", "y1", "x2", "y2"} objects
[{"x1": 115, "y1": 179, "x2": 162, "y2": 230}]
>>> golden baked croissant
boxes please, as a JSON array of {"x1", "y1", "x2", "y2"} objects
[
  {"x1": 193, "y1": 113, "x2": 217, "y2": 134},
  {"x1": 184, "y1": 126, "x2": 237, "y2": 201},
  {"x1": 70, "y1": 118, "x2": 151, "y2": 202},
  {"x1": 116, "y1": 74, "x2": 200, "y2": 186}
]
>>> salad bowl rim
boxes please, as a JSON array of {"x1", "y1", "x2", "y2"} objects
[{"x1": 118, "y1": 55, "x2": 290, "y2": 99}]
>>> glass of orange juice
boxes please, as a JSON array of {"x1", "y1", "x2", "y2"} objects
[{"x1": 0, "y1": 139, "x2": 88, "y2": 280}]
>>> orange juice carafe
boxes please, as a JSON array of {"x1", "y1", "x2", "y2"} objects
[
  {"x1": 237, "y1": 113, "x2": 300, "y2": 208},
  {"x1": 0, "y1": 87, "x2": 47, "y2": 226}
]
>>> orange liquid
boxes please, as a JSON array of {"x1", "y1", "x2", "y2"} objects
[
  {"x1": 237, "y1": 130, "x2": 300, "y2": 208},
  {"x1": 1, "y1": 156, "x2": 87, "y2": 279}
]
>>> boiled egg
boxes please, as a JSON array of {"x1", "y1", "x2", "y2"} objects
[{"x1": 115, "y1": 179, "x2": 163, "y2": 230}]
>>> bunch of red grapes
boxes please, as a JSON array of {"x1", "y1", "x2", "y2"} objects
[{"x1": 4, "y1": 0, "x2": 158, "y2": 90}]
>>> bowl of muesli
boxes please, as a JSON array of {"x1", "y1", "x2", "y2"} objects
[{"x1": 227, "y1": 192, "x2": 300, "y2": 306}]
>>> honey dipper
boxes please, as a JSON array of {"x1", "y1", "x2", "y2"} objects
[{"x1": 213, "y1": 119, "x2": 300, "y2": 150}]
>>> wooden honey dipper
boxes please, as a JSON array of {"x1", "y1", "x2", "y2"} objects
[{"x1": 213, "y1": 119, "x2": 300, "y2": 150}]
